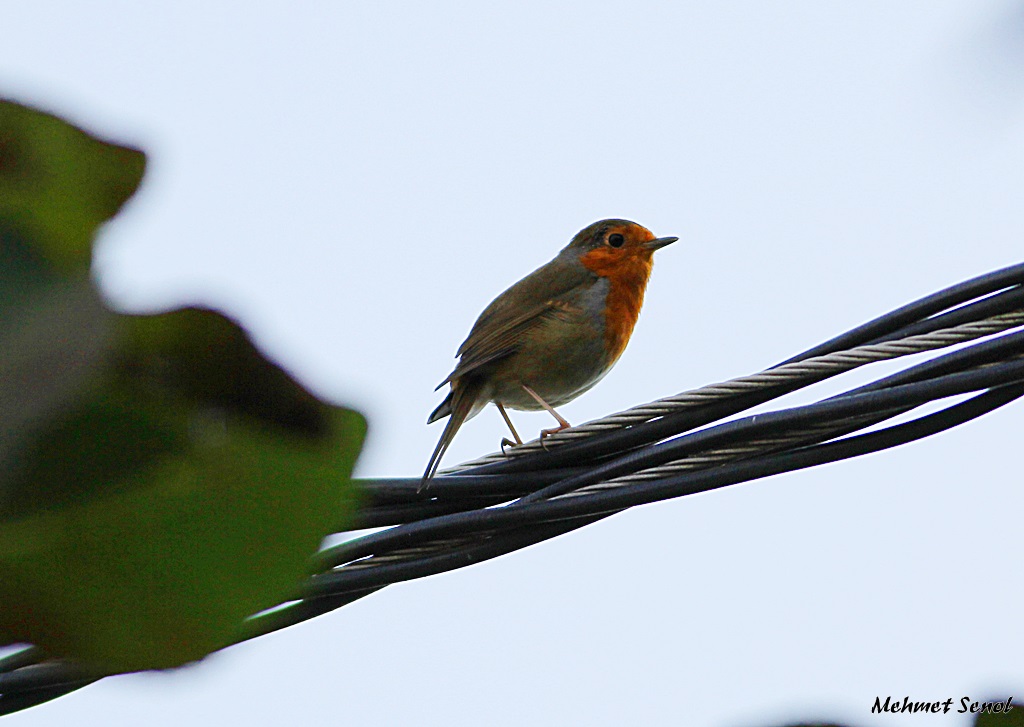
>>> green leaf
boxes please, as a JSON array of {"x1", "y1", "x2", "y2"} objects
[
  {"x1": 0, "y1": 100, "x2": 367, "y2": 672},
  {"x1": 0, "y1": 99, "x2": 139, "y2": 511},
  {"x1": 0, "y1": 98, "x2": 145, "y2": 273},
  {"x1": 0, "y1": 307, "x2": 366, "y2": 670},
  {"x1": 0, "y1": 274, "x2": 112, "y2": 503},
  {"x1": 975, "y1": 699, "x2": 1024, "y2": 726}
]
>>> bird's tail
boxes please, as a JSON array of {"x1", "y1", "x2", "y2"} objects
[
  {"x1": 427, "y1": 391, "x2": 453, "y2": 424},
  {"x1": 421, "y1": 379, "x2": 483, "y2": 490}
]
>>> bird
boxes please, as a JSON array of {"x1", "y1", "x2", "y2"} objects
[{"x1": 422, "y1": 218, "x2": 677, "y2": 487}]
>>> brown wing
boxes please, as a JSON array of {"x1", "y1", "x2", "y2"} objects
[{"x1": 436, "y1": 253, "x2": 595, "y2": 388}]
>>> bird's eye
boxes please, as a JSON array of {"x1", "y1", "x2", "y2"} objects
[{"x1": 608, "y1": 233, "x2": 625, "y2": 248}]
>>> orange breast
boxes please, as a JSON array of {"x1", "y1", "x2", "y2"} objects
[{"x1": 579, "y1": 248, "x2": 654, "y2": 364}]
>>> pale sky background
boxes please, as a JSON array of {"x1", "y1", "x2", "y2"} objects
[{"x1": 3, "y1": 2, "x2": 1024, "y2": 725}]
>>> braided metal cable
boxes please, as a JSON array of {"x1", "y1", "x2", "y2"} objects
[
  {"x1": 3, "y1": 262, "x2": 1024, "y2": 713},
  {"x1": 576, "y1": 413, "x2": 889, "y2": 491},
  {"x1": 451, "y1": 309, "x2": 1024, "y2": 470}
]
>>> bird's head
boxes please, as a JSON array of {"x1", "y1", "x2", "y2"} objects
[{"x1": 567, "y1": 218, "x2": 677, "y2": 277}]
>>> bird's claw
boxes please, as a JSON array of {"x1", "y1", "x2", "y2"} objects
[{"x1": 538, "y1": 423, "x2": 570, "y2": 450}]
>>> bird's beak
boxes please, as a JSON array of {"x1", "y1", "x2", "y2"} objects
[{"x1": 643, "y1": 236, "x2": 678, "y2": 251}]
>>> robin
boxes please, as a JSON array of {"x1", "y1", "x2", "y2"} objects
[{"x1": 422, "y1": 218, "x2": 677, "y2": 486}]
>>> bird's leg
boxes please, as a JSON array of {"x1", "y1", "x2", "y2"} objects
[
  {"x1": 496, "y1": 401, "x2": 522, "y2": 453},
  {"x1": 520, "y1": 384, "x2": 571, "y2": 439}
]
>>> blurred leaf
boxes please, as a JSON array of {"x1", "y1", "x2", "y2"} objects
[
  {"x1": 0, "y1": 307, "x2": 366, "y2": 670},
  {"x1": 0, "y1": 99, "x2": 139, "y2": 511},
  {"x1": 976, "y1": 700, "x2": 1023, "y2": 726},
  {"x1": 773, "y1": 698, "x2": 1024, "y2": 727},
  {"x1": 0, "y1": 273, "x2": 112, "y2": 502},
  {"x1": 117, "y1": 308, "x2": 335, "y2": 439},
  {"x1": 0, "y1": 98, "x2": 145, "y2": 273},
  {"x1": 0, "y1": 99, "x2": 367, "y2": 672}
]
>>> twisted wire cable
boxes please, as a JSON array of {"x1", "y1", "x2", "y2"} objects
[
  {"x1": 452, "y1": 309, "x2": 1024, "y2": 469},
  {"x1": 3, "y1": 262, "x2": 1024, "y2": 714}
]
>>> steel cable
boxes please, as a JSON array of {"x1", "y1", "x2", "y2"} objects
[{"x1": 3, "y1": 261, "x2": 1024, "y2": 713}]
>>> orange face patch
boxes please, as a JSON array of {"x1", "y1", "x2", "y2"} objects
[{"x1": 579, "y1": 223, "x2": 657, "y2": 364}]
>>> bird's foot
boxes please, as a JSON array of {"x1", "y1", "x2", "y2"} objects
[{"x1": 538, "y1": 421, "x2": 571, "y2": 449}]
